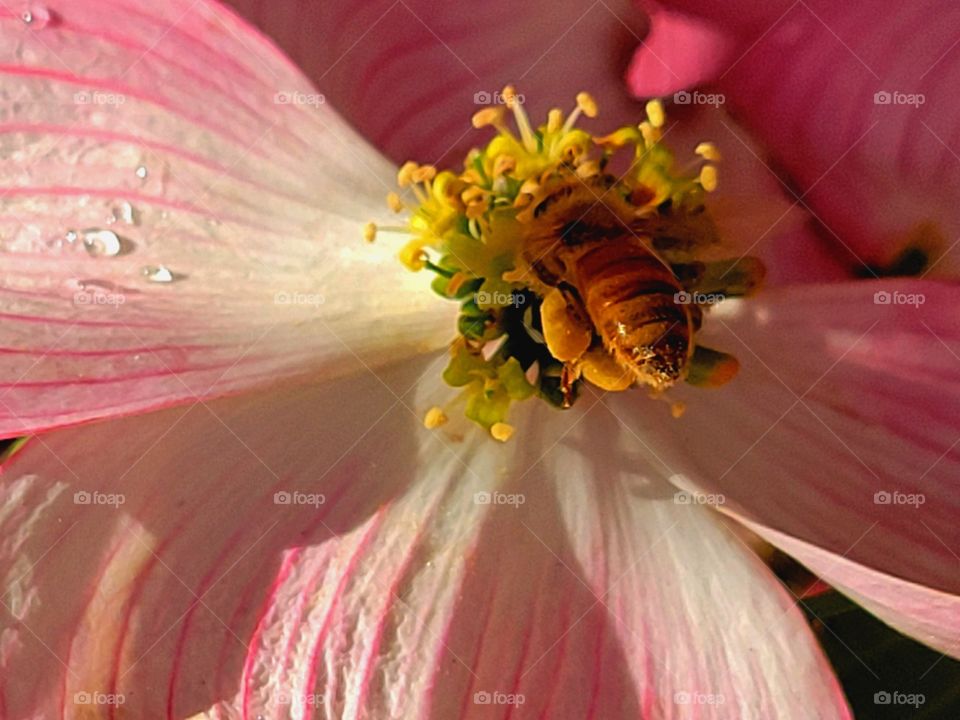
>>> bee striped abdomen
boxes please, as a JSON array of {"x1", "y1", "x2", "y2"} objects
[{"x1": 572, "y1": 240, "x2": 692, "y2": 388}]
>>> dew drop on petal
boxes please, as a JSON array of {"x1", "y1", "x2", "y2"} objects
[
  {"x1": 141, "y1": 265, "x2": 183, "y2": 283},
  {"x1": 135, "y1": 165, "x2": 148, "y2": 179},
  {"x1": 21, "y1": 6, "x2": 50, "y2": 28},
  {"x1": 111, "y1": 202, "x2": 139, "y2": 226},
  {"x1": 81, "y1": 229, "x2": 132, "y2": 257}
]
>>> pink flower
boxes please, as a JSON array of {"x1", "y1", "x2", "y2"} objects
[{"x1": 0, "y1": 1, "x2": 956, "y2": 717}]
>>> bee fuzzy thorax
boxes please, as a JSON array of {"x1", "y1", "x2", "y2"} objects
[{"x1": 366, "y1": 87, "x2": 765, "y2": 438}]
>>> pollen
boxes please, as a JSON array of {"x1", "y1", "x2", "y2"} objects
[
  {"x1": 645, "y1": 99, "x2": 665, "y2": 129},
  {"x1": 424, "y1": 406, "x2": 449, "y2": 429},
  {"x1": 490, "y1": 422, "x2": 515, "y2": 442},
  {"x1": 363, "y1": 222, "x2": 377, "y2": 243},
  {"x1": 699, "y1": 165, "x2": 718, "y2": 192}
]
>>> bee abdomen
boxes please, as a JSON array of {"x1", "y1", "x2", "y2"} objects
[{"x1": 573, "y1": 242, "x2": 691, "y2": 387}]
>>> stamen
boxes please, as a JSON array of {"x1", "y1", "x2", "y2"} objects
[
  {"x1": 547, "y1": 109, "x2": 564, "y2": 133},
  {"x1": 397, "y1": 161, "x2": 419, "y2": 188},
  {"x1": 699, "y1": 165, "x2": 718, "y2": 192},
  {"x1": 695, "y1": 142, "x2": 721, "y2": 162},
  {"x1": 503, "y1": 85, "x2": 537, "y2": 153},
  {"x1": 363, "y1": 222, "x2": 377, "y2": 243},
  {"x1": 645, "y1": 99, "x2": 665, "y2": 129},
  {"x1": 472, "y1": 106, "x2": 508, "y2": 132},
  {"x1": 562, "y1": 91, "x2": 598, "y2": 133},
  {"x1": 386, "y1": 192, "x2": 405, "y2": 213}
]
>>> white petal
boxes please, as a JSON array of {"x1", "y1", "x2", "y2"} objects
[{"x1": 1, "y1": 357, "x2": 847, "y2": 718}]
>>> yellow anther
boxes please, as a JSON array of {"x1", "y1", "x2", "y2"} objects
[
  {"x1": 461, "y1": 186, "x2": 487, "y2": 204},
  {"x1": 490, "y1": 422, "x2": 515, "y2": 442},
  {"x1": 547, "y1": 109, "x2": 564, "y2": 133},
  {"x1": 576, "y1": 92, "x2": 598, "y2": 118},
  {"x1": 501, "y1": 85, "x2": 519, "y2": 108},
  {"x1": 424, "y1": 406, "x2": 449, "y2": 429},
  {"x1": 399, "y1": 241, "x2": 428, "y2": 270},
  {"x1": 386, "y1": 192, "x2": 404, "y2": 213},
  {"x1": 492, "y1": 154, "x2": 516, "y2": 177},
  {"x1": 639, "y1": 121, "x2": 659, "y2": 146},
  {"x1": 575, "y1": 160, "x2": 602, "y2": 179},
  {"x1": 397, "y1": 161, "x2": 419, "y2": 187},
  {"x1": 472, "y1": 107, "x2": 505, "y2": 129},
  {"x1": 363, "y1": 222, "x2": 377, "y2": 243},
  {"x1": 412, "y1": 165, "x2": 437, "y2": 183},
  {"x1": 645, "y1": 99, "x2": 665, "y2": 129},
  {"x1": 695, "y1": 142, "x2": 721, "y2": 162},
  {"x1": 699, "y1": 164, "x2": 718, "y2": 192}
]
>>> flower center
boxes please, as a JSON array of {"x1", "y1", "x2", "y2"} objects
[{"x1": 366, "y1": 87, "x2": 765, "y2": 440}]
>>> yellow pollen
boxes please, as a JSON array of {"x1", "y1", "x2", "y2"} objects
[
  {"x1": 645, "y1": 99, "x2": 665, "y2": 129},
  {"x1": 547, "y1": 108, "x2": 564, "y2": 133},
  {"x1": 639, "y1": 121, "x2": 659, "y2": 146},
  {"x1": 490, "y1": 422, "x2": 515, "y2": 442},
  {"x1": 699, "y1": 164, "x2": 718, "y2": 192},
  {"x1": 412, "y1": 165, "x2": 437, "y2": 184},
  {"x1": 695, "y1": 142, "x2": 721, "y2": 162},
  {"x1": 576, "y1": 92, "x2": 598, "y2": 118},
  {"x1": 363, "y1": 222, "x2": 377, "y2": 243},
  {"x1": 386, "y1": 192, "x2": 404, "y2": 213},
  {"x1": 397, "y1": 161, "x2": 419, "y2": 188},
  {"x1": 471, "y1": 107, "x2": 505, "y2": 129},
  {"x1": 424, "y1": 406, "x2": 449, "y2": 429}
]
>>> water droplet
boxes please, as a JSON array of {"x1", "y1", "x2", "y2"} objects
[
  {"x1": 141, "y1": 265, "x2": 184, "y2": 283},
  {"x1": 21, "y1": 5, "x2": 50, "y2": 28},
  {"x1": 112, "y1": 202, "x2": 139, "y2": 226},
  {"x1": 81, "y1": 229, "x2": 131, "y2": 257},
  {"x1": 64, "y1": 230, "x2": 78, "y2": 244},
  {"x1": 135, "y1": 165, "x2": 148, "y2": 179}
]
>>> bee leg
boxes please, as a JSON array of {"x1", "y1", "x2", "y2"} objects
[
  {"x1": 685, "y1": 346, "x2": 740, "y2": 388},
  {"x1": 671, "y1": 257, "x2": 766, "y2": 298},
  {"x1": 560, "y1": 363, "x2": 580, "y2": 408}
]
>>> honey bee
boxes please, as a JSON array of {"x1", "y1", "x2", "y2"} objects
[{"x1": 520, "y1": 172, "x2": 710, "y2": 398}]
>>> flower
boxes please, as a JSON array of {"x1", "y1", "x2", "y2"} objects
[{"x1": 0, "y1": 1, "x2": 957, "y2": 718}]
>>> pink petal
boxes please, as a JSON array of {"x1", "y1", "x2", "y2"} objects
[
  {"x1": 225, "y1": 0, "x2": 652, "y2": 164},
  {"x1": 614, "y1": 279, "x2": 960, "y2": 654},
  {"x1": 625, "y1": 7, "x2": 737, "y2": 98},
  {"x1": 739, "y1": 519, "x2": 960, "y2": 659},
  {"x1": 0, "y1": 360, "x2": 848, "y2": 718},
  {"x1": 631, "y1": 1, "x2": 960, "y2": 271},
  {"x1": 0, "y1": 0, "x2": 454, "y2": 438}
]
